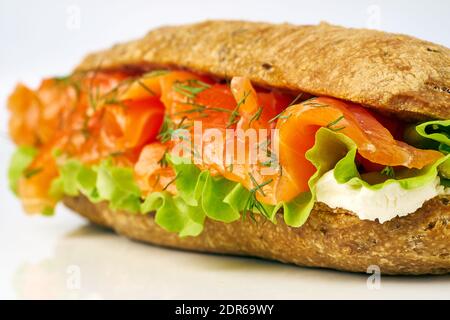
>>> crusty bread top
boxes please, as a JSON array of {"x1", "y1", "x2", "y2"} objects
[{"x1": 77, "y1": 20, "x2": 450, "y2": 120}]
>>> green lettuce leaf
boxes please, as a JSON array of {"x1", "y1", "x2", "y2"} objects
[
  {"x1": 416, "y1": 120, "x2": 450, "y2": 182},
  {"x1": 95, "y1": 160, "x2": 141, "y2": 212},
  {"x1": 141, "y1": 192, "x2": 205, "y2": 237},
  {"x1": 330, "y1": 139, "x2": 450, "y2": 191},
  {"x1": 416, "y1": 120, "x2": 450, "y2": 148},
  {"x1": 49, "y1": 159, "x2": 99, "y2": 202},
  {"x1": 8, "y1": 146, "x2": 38, "y2": 194},
  {"x1": 9, "y1": 118, "x2": 449, "y2": 236},
  {"x1": 50, "y1": 158, "x2": 140, "y2": 212},
  {"x1": 142, "y1": 131, "x2": 360, "y2": 234},
  {"x1": 140, "y1": 156, "x2": 243, "y2": 237}
]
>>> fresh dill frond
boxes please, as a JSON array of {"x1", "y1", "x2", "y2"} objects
[
  {"x1": 157, "y1": 116, "x2": 191, "y2": 143},
  {"x1": 23, "y1": 167, "x2": 43, "y2": 179},
  {"x1": 86, "y1": 66, "x2": 103, "y2": 112},
  {"x1": 102, "y1": 77, "x2": 136, "y2": 103},
  {"x1": 137, "y1": 80, "x2": 156, "y2": 96},
  {"x1": 157, "y1": 116, "x2": 174, "y2": 143},
  {"x1": 301, "y1": 97, "x2": 332, "y2": 108},
  {"x1": 242, "y1": 191, "x2": 271, "y2": 221},
  {"x1": 54, "y1": 75, "x2": 72, "y2": 84},
  {"x1": 109, "y1": 151, "x2": 124, "y2": 157},
  {"x1": 268, "y1": 111, "x2": 291, "y2": 123},
  {"x1": 288, "y1": 92, "x2": 304, "y2": 107},
  {"x1": 173, "y1": 102, "x2": 232, "y2": 117},
  {"x1": 326, "y1": 115, "x2": 346, "y2": 132},
  {"x1": 173, "y1": 79, "x2": 211, "y2": 99},
  {"x1": 158, "y1": 149, "x2": 169, "y2": 168},
  {"x1": 260, "y1": 160, "x2": 273, "y2": 167},
  {"x1": 248, "y1": 106, "x2": 263, "y2": 126},
  {"x1": 268, "y1": 97, "x2": 332, "y2": 124},
  {"x1": 226, "y1": 90, "x2": 251, "y2": 128},
  {"x1": 54, "y1": 73, "x2": 83, "y2": 99},
  {"x1": 380, "y1": 166, "x2": 395, "y2": 178},
  {"x1": 162, "y1": 172, "x2": 180, "y2": 191},
  {"x1": 152, "y1": 174, "x2": 161, "y2": 189},
  {"x1": 248, "y1": 173, "x2": 273, "y2": 197},
  {"x1": 81, "y1": 116, "x2": 91, "y2": 138}
]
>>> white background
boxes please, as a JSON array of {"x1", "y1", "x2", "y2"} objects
[{"x1": 1, "y1": 0, "x2": 449, "y2": 299}]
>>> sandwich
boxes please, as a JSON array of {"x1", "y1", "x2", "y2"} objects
[{"x1": 7, "y1": 20, "x2": 450, "y2": 275}]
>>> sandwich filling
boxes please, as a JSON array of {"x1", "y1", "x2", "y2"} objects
[{"x1": 8, "y1": 68, "x2": 450, "y2": 236}]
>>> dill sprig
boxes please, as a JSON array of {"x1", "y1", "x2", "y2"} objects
[
  {"x1": 173, "y1": 79, "x2": 211, "y2": 99},
  {"x1": 152, "y1": 174, "x2": 161, "y2": 189},
  {"x1": 288, "y1": 92, "x2": 304, "y2": 107},
  {"x1": 249, "y1": 173, "x2": 273, "y2": 197},
  {"x1": 162, "y1": 172, "x2": 180, "y2": 191},
  {"x1": 54, "y1": 75, "x2": 72, "y2": 84},
  {"x1": 86, "y1": 64, "x2": 104, "y2": 112},
  {"x1": 242, "y1": 175, "x2": 273, "y2": 221},
  {"x1": 173, "y1": 102, "x2": 232, "y2": 117},
  {"x1": 158, "y1": 149, "x2": 169, "y2": 167},
  {"x1": 136, "y1": 80, "x2": 156, "y2": 96},
  {"x1": 380, "y1": 166, "x2": 395, "y2": 178},
  {"x1": 54, "y1": 73, "x2": 83, "y2": 97},
  {"x1": 268, "y1": 96, "x2": 332, "y2": 124},
  {"x1": 326, "y1": 115, "x2": 346, "y2": 132},
  {"x1": 23, "y1": 167, "x2": 43, "y2": 179},
  {"x1": 88, "y1": 85, "x2": 100, "y2": 112},
  {"x1": 102, "y1": 77, "x2": 136, "y2": 102},
  {"x1": 248, "y1": 106, "x2": 263, "y2": 126},
  {"x1": 81, "y1": 116, "x2": 91, "y2": 138},
  {"x1": 157, "y1": 116, "x2": 191, "y2": 143},
  {"x1": 242, "y1": 193, "x2": 261, "y2": 222},
  {"x1": 268, "y1": 111, "x2": 291, "y2": 123},
  {"x1": 301, "y1": 97, "x2": 331, "y2": 108},
  {"x1": 258, "y1": 138, "x2": 280, "y2": 171},
  {"x1": 227, "y1": 90, "x2": 251, "y2": 128},
  {"x1": 109, "y1": 151, "x2": 124, "y2": 157}
]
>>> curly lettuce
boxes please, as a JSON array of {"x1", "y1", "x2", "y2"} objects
[
  {"x1": 8, "y1": 146, "x2": 38, "y2": 194},
  {"x1": 50, "y1": 159, "x2": 141, "y2": 213},
  {"x1": 416, "y1": 120, "x2": 450, "y2": 153},
  {"x1": 141, "y1": 129, "x2": 373, "y2": 235},
  {"x1": 416, "y1": 120, "x2": 450, "y2": 183},
  {"x1": 8, "y1": 120, "x2": 450, "y2": 237},
  {"x1": 141, "y1": 157, "x2": 246, "y2": 237},
  {"x1": 141, "y1": 123, "x2": 450, "y2": 235},
  {"x1": 330, "y1": 134, "x2": 449, "y2": 191}
]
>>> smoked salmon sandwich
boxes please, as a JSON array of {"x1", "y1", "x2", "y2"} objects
[{"x1": 7, "y1": 20, "x2": 450, "y2": 274}]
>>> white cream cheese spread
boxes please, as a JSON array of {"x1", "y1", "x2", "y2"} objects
[{"x1": 315, "y1": 170, "x2": 447, "y2": 223}]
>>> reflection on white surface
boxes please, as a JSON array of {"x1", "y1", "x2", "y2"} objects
[{"x1": 10, "y1": 212, "x2": 450, "y2": 300}]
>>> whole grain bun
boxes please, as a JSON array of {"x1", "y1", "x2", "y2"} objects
[
  {"x1": 77, "y1": 20, "x2": 450, "y2": 120},
  {"x1": 64, "y1": 195, "x2": 450, "y2": 275}
]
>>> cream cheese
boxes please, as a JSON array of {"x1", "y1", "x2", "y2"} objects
[{"x1": 315, "y1": 170, "x2": 447, "y2": 223}]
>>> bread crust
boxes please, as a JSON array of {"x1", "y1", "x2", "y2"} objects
[
  {"x1": 63, "y1": 195, "x2": 450, "y2": 275},
  {"x1": 76, "y1": 20, "x2": 450, "y2": 120}
]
